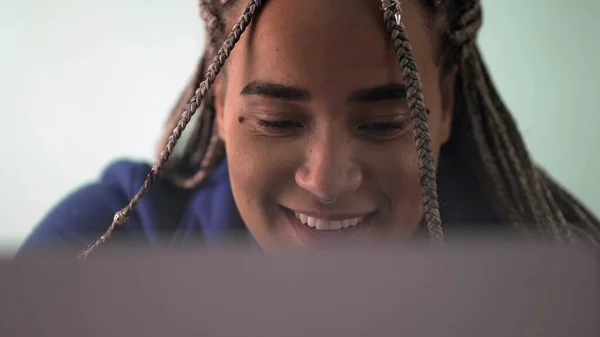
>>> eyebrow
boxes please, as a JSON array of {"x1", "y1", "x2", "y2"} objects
[
  {"x1": 240, "y1": 81, "x2": 312, "y2": 101},
  {"x1": 347, "y1": 83, "x2": 407, "y2": 103},
  {"x1": 240, "y1": 81, "x2": 407, "y2": 103}
]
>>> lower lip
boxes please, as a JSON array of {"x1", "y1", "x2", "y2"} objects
[{"x1": 282, "y1": 207, "x2": 376, "y2": 248}]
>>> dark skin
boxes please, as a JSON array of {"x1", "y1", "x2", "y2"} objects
[{"x1": 214, "y1": 0, "x2": 456, "y2": 250}]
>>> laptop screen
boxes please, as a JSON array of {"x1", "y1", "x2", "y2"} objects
[{"x1": 1, "y1": 242, "x2": 598, "y2": 337}]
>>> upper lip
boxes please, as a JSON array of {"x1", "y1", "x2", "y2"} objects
[{"x1": 285, "y1": 207, "x2": 374, "y2": 221}]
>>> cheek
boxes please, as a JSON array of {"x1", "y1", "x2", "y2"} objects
[
  {"x1": 221, "y1": 109, "x2": 296, "y2": 223},
  {"x1": 223, "y1": 115, "x2": 273, "y2": 205},
  {"x1": 222, "y1": 111, "x2": 304, "y2": 249},
  {"x1": 365, "y1": 138, "x2": 424, "y2": 232}
]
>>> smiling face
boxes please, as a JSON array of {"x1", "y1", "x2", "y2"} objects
[{"x1": 214, "y1": 0, "x2": 455, "y2": 250}]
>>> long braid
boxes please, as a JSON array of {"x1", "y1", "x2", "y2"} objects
[
  {"x1": 158, "y1": 0, "x2": 230, "y2": 187},
  {"x1": 383, "y1": 1, "x2": 445, "y2": 245},
  {"x1": 472, "y1": 49, "x2": 549, "y2": 234},
  {"x1": 78, "y1": 0, "x2": 264, "y2": 258},
  {"x1": 444, "y1": 0, "x2": 598, "y2": 242},
  {"x1": 454, "y1": 52, "x2": 526, "y2": 229},
  {"x1": 447, "y1": 2, "x2": 540, "y2": 233},
  {"x1": 445, "y1": 5, "x2": 526, "y2": 229},
  {"x1": 472, "y1": 48, "x2": 559, "y2": 238},
  {"x1": 539, "y1": 168, "x2": 600, "y2": 241},
  {"x1": 475, "y1": 50, "x2": 573, "y2": 240}
]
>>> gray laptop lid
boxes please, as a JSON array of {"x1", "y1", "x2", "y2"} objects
[{"x1": 1, "y1": 243, "x2": 598, "y2": 337}]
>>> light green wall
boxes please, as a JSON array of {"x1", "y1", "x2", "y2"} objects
[{"x1": 479, "y1": 0, "x2": 600, "y2": 215}]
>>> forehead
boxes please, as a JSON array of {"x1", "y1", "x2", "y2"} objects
[{"x1": 225, "y1": 0, "x2": 436, "y2": 97}]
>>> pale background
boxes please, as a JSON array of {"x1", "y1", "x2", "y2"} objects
[{"x1": 1, "y1": 0, "x2": 599, "y2": 251}]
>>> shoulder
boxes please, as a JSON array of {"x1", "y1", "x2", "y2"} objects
[{"x1": 18, "y1": 159, "x2": 193, "y2": 254}]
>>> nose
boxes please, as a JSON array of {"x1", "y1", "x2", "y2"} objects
[{"x1": 295, "y1": 134, "x2": 363, "y2": 200}]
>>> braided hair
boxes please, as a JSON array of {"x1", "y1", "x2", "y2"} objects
[{"x1": 78, "y1": 0, "x2": 600, "y2": 258}]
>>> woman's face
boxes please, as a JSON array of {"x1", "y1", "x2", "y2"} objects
[{"x1": 215, "y1": 0, "x2": 454, "y2": 250}]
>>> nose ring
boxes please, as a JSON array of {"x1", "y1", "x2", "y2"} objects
[{"x1": 319, "y1": 198, "x2": 337, "y2": 205}]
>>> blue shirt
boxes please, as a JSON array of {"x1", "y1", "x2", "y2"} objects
[
  {"x1": 19, "y1": 159, "x2": 250, "y2": 253},
  {"x1": 18, "y1": 145, "x2": 506, "y2": 254}
]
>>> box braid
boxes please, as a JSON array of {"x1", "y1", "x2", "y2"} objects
[
  {"x1": 439, "y1": 0, "x2": 599, "y2": 243},
  {"x1": 382, "y1": 1, "x2": 444, "y2": 244},
  {"x1": 78, "y1": 0, "x2": 599, "y2": 258}
]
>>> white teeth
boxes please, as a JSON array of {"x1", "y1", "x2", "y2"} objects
[
  {"x1": 315, "y1": 219, "x2": 327, "y2": 230},
  {"x1": 329, "y1": 221, "x2": 342, "y2": 230},
  {"x1": 293, "y1": 212, "x2": 365, "y2": 231}
]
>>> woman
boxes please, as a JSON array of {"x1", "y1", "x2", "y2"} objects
[{"x1": 19, "y1": 0, "x2": 600, "y2": 257}]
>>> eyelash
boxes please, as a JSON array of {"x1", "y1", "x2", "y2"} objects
[
  {"x1": 255, "y1": 119, "x2": 411, "y2": 139},
  {"x1": 358, "y1": 122, "x2": 409, "y2": 133},
  {"x1": 256, "y1": 119, "x2": 303, "y2": 130}
]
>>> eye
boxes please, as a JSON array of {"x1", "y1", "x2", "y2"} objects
[
  {"x1": 257, "y1": 120, "x2": 301, "y2": 129},
  {"x1": 256, "y1": 119, "x2": 303, "y2": 136},
  {"x1": 358, "y1": 120, "x2": 411, "y2": 141}
]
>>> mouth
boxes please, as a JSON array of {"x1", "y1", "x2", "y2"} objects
[
  {"x1": 281, "y1": 206, "x2": 377, "y2": 246},
  {"x1": 292, "y1": 210, "x2": 366, "y2": 231}
]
